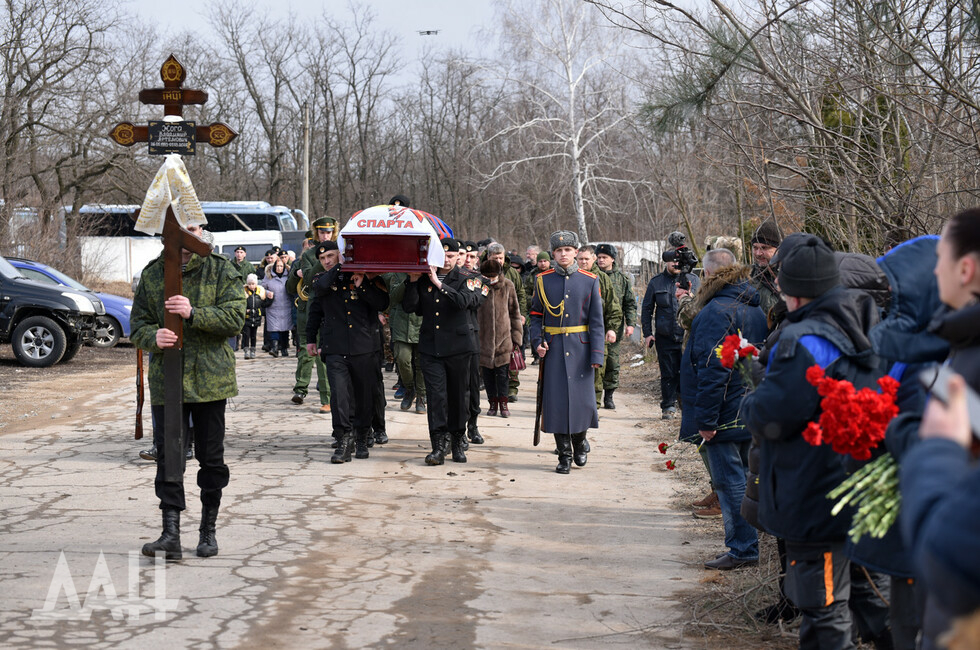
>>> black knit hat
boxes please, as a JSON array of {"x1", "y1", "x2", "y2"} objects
[
  {"x1": 536, "y1": 251, "x2": 551, "y2": 262},
  {"x1": 752, "y1": 220, "x2": 783, "y2": 248},
  {"x1": 389, "y1": 194, "x2": 411, "y2": 207},
  {"x1": 595, "y1": 243, "x2": 617, "y2": 259},
  {"x1": 440, "y1": 237, "x2": 460, "y2": 252},
  {"x1": 778, "y1": 236, "x2": 840, "y2": 298}
]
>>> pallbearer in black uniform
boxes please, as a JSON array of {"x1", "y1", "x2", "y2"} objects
[
  {"x1": 529, "y1": 230, "x2": 605, "y2": 474},
  {"x1": 306, "y1": 241, "x2": 389, "y2": 463},
  {"x1": 402, "y1": 238, "x2": 487, "y2": 465},
  {"x1": 461, "y1": 240, "x2": 486, "y2": 448}
]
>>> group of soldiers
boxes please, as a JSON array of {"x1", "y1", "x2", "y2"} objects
[{"x1": 131, "y1": 197, "x2": 637, "y2": 559}]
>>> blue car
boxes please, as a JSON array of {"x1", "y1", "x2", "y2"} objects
[{"x1": 8, "y1": 258, "x2": 132, "y2": 348}]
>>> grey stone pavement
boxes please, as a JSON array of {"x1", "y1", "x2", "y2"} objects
[{"x1": 0, "y1": 351, "x2": 710, "y2": 648}]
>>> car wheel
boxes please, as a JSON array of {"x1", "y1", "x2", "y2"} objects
[
  {"x1": 92, "y1": 316, "x2": 121, "y2": 348},
  {"x1": 61, "y1": 334, "x2": 83, "y2": 362},
  {"x1": 11, "y1": 315, "x2": 67, "y2": 367}
]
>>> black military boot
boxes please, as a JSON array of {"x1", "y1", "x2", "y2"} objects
[
  {"x1": 582, "y1": 437, "x2": 591, "y2": 453},
  {"x1": 425, "y1": 433, "x2": 448, "y2": 465},
  {"x1": 571, "y1": 432, "x2": 588, "y2": 467},
  {"x1": 451, "y1": 431, "x2": 468, "y2": 463},
  {"x1": 400, "y1": 388, "x2": 415, "y2": 411},
  {"x1": 331, "y1": 433, "x2": 353, "y2": 463},
  {"x1": 603, "y1": 389, "x2": 616, "y2": 410},
  {"x1": 374, "y1": 429, "x2": 388, "y2": 445},
  {"x1": 554, "y1": 435, "x2": 572, "y2": 474},
  {"x1": 467, "y1": 421, "x2": 484, "y2": 445},
  {"x1": 355, "y1": 430, "x2": 370, "y2": 459},
  {"x1": 196, "y1": 503, "x2": 219, "y2": 558},
  {"x1": 142, "y1": 508, "x2": 181, "y2": 560}
]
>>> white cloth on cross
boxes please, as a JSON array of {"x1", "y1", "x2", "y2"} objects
[{"x1": 135, "y1": 154, "x2": 207, "y2": 235}]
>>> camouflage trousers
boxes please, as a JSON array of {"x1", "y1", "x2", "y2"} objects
[{"x1": 294, "y1": 312, "x2": 329, "y2": 405}]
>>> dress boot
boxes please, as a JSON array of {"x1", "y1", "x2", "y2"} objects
[
  {"x1": 196, "y1": 503, "x2": 219, "y2": 558},
  {"x1": 331, "y1": 432, "x2": 353, "y2": 463},
  {"x1": 582, "y1": 437, "x2": 591, "y2": 453},
  {"x1": 142, "y1": 508, "x2": 182, "y2": 560},
  {"x1": 487, "y1": 398, "x2": 498, "y2": 417},
  {"x1": 571, "y1": 432, "x2": 588, "y2": 467},
  {"x1": 451, "y1": 431, "x2": 468, "y2": 463},
  {"x1": 554, "y1": 435, "x2": 573, "y2": 474},
  {"x1": 603, "y1": 389, "x2": 616, "y2": 410},
  {"x1": 499, "y1": 398, "x2": 511, "y2": 418},
  {"x1": 425, "y1": 432, "x2": 448, "y2": 465},
  {"x1": 355, "y1": 430, "x2": 370, "y2": 459}
]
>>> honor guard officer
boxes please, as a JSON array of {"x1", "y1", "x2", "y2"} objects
[
  {"x1": 306, "y1": 241, "x2": 389, "y2": 463},
  {"x1": 530, "y1": 230, "x2": 606, "y2": 474},
  {"x1": 290, "y1": 218, "x2": 337, "y2": 413},
  {"x1": 402, "y1": 237, "x2": 487, "y2": 465}
]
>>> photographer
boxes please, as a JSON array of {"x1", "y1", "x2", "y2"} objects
[{"x1": 641, "y1": 233, "x2": 700, "y2": 419}]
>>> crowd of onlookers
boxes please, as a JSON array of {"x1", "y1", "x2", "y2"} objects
[{"x1": 652, "y1": 212, "x2": 980, "y2": 650}]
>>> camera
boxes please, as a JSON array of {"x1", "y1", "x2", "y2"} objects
[{"x1": 661, "y1": 231, "x2": 699, "y2": 289}]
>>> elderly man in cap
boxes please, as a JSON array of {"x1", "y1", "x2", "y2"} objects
[
  {"x1": 741, "y1": 235, "x2": 883, "y2": 648},
  {"x1": 530, "y1": 231, "x2": 608, "y2": 474},
  {"x1": 402, "y1": 238, "x2": 487, "y2": 465},
  {"x1": 750, "y1": 220, "x2": 782, "y2": 321},
  {"x1": 289, "y1": 217, "x2": 337, "y2": 413}
]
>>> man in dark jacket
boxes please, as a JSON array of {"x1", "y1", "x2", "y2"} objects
[
  {"x1": 750, "y1": 220, "x2": 782, "y2": 323},
  {"x1": 741, "y1": 236, "x2": 883, "y2": 649},
  {"x1": 641, "y1": 253, "x2": 700, "y2": 418},
  {"x1": 402, "y1": 238, "x2": 486, "y2": 465},
  {"x1": 680, "y1": 249, "x2": 767, "y2": 570},
  {"x1": 306, "y1": 241, "x2": 389, "y2": 463}
]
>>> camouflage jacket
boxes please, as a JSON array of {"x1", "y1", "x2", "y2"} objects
[
  {"x1": 588, "y1": 263, "x2": 623, "y2": 334},
  {"x1": 600, "y1": 262, "x2": 637, "y2": 335},
  {"x1": 131, "y1": 252, "x2": 246, "y2": 406},
  {"x1": 230, "y1": 259, "x2": 255, "y2": 283},
  {"x1": 385, "y1": 272, "x2": 422, "y2": 344},
  {"x1": 504, "y1": 264, "x2": 528, "y2": 318}
]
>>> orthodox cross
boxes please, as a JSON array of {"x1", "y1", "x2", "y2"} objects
[
  {"x1": 109, "y1": 55, "x2": 235, "y2": 482},
  {"x1": 109, "y1": 54, "x2": 238, "y2": 151}
]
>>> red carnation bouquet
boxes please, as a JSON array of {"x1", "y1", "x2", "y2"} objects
[
  {"x1": 802, "y1": 365, "x2": 899, "y2": 461},
  {"x1": 803, "y1": 364, "x2": 902, "y2": 542}
]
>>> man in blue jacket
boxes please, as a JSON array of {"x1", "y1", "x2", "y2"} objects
[
  {"x1": 741, "y1": 236, "x2": 883, "y2": 649},
  {"x1": 681, "y1": 248, "x2": 767, "y2": 570},
  {"x1": 641, "y1": 249, "x2": 700, "y2": 419}
]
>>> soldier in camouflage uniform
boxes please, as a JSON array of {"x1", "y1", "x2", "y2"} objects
[
  {"x1": 289, "y1": 219, "x2": 336, "y2": 413},
  {"x1": 576, "y1": 245, "x2": 623, "y2": 410},
  {"x1": 131, "y1": 223, "x2": 245, "y2": 561},
  {"x1": 229, "y1": 245, "x2": 255, "y2": 283},
  {"x1": 595, "y1": 243, "x2": 637, "y2": 409}
]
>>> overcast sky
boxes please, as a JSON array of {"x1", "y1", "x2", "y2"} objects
[{"x1": 129, "y1": 0, "x2": 498, "y2": 71}]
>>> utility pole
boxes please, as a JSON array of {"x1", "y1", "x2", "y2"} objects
[{"x1": 302, "y1": 102, "x2": 310, "y2": 217}]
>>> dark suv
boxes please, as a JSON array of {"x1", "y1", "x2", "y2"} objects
[{"x1": 0, "y1": 254, "x2": 104, "y2": 367}]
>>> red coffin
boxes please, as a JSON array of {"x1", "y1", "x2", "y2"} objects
[{"x1": 341, "y1": 234, "x2": 431, "y2": 273}]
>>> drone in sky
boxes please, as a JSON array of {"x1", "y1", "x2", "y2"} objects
[{"x1": 418, "y1": 30, "x2": 440, "y2": 36}]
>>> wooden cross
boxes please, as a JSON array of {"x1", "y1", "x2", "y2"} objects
[
  {"x1": 159, "y1": 207, "x2": 212, "y2": 481},
  {"x1": 109, "y1": 55, "x2": 237, "y2": 482},
  {"x1": 108, "y1": 54, "x2": 238, "y2": 151}
]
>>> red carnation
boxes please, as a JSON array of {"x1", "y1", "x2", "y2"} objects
[
  {"x1": 665, "y1": 460, "x2": 676, "y2": 470},
  {"x1": 658, "y1": 442, "x2": 669, "y2": 454}
]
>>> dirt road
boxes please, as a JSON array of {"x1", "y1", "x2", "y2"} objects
[{"x1": 0, "y1": 344, "x2": 715, "y2": 648}]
